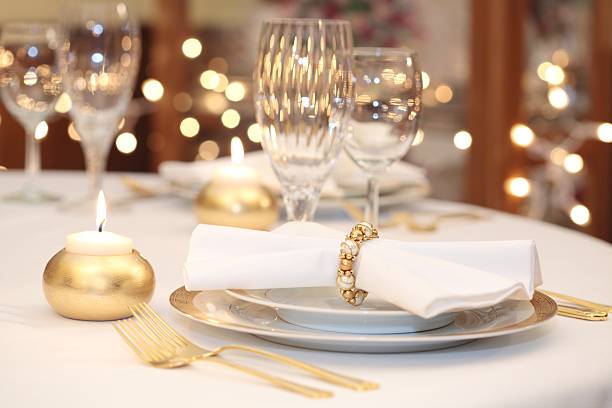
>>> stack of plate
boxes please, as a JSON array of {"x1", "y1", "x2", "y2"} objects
[{"x1": 169, "y1": 287, "x2": 557, "y2": 353}]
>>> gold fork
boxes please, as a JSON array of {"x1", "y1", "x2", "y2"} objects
[
  {"x1": 114, "y1": 309, "x2": 332, "y2": 398},
  {"x1": 126, "y1": 303, "x2": 377, "y2": 391}
]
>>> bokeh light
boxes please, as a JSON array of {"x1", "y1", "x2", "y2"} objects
[
  {"x1": 548, "y1": 87, "x2": 569, "y2": 109},
  {"x1": 569, "y1": 204, "x2": 590, "y2": 226},
  {"x1": 552, "y1": 49, "x2": 570, "y2": 68},
  {"x1": 597, "y1": 122, "x2": 612, "y2": 143},
  {"x1": 563, "y1": 153, "x2": 584, "y2": 174},
  {"x1": 173, "y1": 92, "x2": 193, "y2": 112},
  {"x1": 67, "y1": 122, "x2": 81, "y2": 141},
  {"x1": 421, "y1": 71, "x2": 430, "y2": 90},
  {"x1": 198, "y1": 140, "x2": 220, "y2": 160},
  {"x1": 200, "y1": 92, "x2": 228, "y2": 114},
  {"x1": 199, "y1": 70, "x2": 219, "y2": 90},
  {"x1": 544, "y1": 65, "x2": 565, "y2": 85},
  {"x1": 225, "y1": 82, "x2": 246, "y2": 102},
  {"x1": 208, "y1": 57, "x2": 228, "y2": 73},
  {"x1": 142, "y1": 79, "x2": 164, "y2": 102},
  {"x1": 510, "y1": 124, "x2": 535, "y2": 147},
  {"x1": 180, "y1": 117, "x2": 200, "y2": 138},
  {"x1": 115, "y1": 132, "x2": 137, "y2": 154},
  {"x1": 213, "y1": 73, "x2": 229, "y2": 93},
  {"x1": 434, "y1": 84, "x2": 453, "y2": 103},
  {"x1": 504, "y1": 177, "x2": 531, "y2": 198},
  {"x1": 453, "y1": 130, "x2": 472, "y2": 150},
  {"x1": 247, "y1": 123, "x2": 262, "y2": 143},
  {"x1": 181, "y1": 38, "x2": 202, "y2": 59},
  {"x1": 537, "y1": 61, "x2": 552, "y2": 80},
  {"x1": 221, "y1": 109, "x2": 240, "y2": 129},
  {"x1": 412, "y1": 128, "x2": 425, "y2": 146},
  {"x1": 549, "y1": 147, "x2": 568, "y2": 165}
]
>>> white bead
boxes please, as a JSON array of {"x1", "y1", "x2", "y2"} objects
[
  {"x1": 336, "y1": 275, "x2": 355, "y2": 290},
  {"x1": 340, "y1": 239, "x2": 359, "y2": 256},
  {"x1": 353, "y1": 290, "x2": 366, "y2": 306}
]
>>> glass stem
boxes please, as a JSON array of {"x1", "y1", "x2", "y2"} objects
[
  {"x1": 281, "y1": 183, "x2": 320, "y2": 222},
  {"x1": 83, "y1": 144, "x2": 109, "y2": 196},
  {"x1": 23, "y1": 128, "x2": 41, "y2": 195},
  {"x1": 365, "y1": 176, "x2": 380, "y2": 227}
]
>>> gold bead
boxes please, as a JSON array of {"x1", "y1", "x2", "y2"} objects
[
  {"x1": 342, "y1": 290, "x2": 355, "y2": 300},
  {"x1": 339, "y1": 258, "x2": 352, "y2": 271}
]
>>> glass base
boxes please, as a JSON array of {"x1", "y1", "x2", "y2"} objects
[{"x1": 3, "y1": 188, "x2": 61, "y2": 203}]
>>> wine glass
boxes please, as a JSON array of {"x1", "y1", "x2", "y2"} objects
[
  {"x1": 253, "y1": 19, "x2": 354, "y2": 221},
  {"x1": 344, "y1": 48, "x2": 422, "y2": 226},
  {"x1": 0, "y1": 22, "x2": 62, "y2": 202},
  {"x1": 58, "y1": 1, "x2": 140, "y2": 204}
]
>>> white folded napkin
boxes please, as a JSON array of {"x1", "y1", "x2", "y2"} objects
[
  {"x1": 183, "y1": 222, "x2": 543, "y2": 318},
  {"x1": 159, "y1": 150, "x2": 429, "y2": 198}
]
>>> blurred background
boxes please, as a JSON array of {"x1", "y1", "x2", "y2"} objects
[{"x1": 0, "y1": 0, "x2": 610, "y2": 241}]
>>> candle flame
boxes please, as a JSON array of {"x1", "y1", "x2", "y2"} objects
[
  {"x1": 230, "y1": 136, "x2": 244, "y2": 164},
  {"x1": 96, "y1": 190, "x2": 106, "y2": 232}
]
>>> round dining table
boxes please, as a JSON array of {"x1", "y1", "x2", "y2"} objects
[{"x1": 2, "y1": 171, "x2": 612, "y2": 408}]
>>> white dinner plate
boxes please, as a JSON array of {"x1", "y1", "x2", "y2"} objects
[
  {"x1": 169, "y1": 287, "x2": 557, "y2": 353},
  {"x1": 226, "y1": 287, "x2": 457, "y2": 334}
]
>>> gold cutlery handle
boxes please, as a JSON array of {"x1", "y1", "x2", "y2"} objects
[
  {"x1": 557, "y1": 305, "x2": 608, "y2": 321},
  {"x1": 213, "y1": 345, "x2": 378, "y2": 391},
  {"x1": 201, "y1": 356, "x2": 333, "y2": 398},
  {"x1": 540, "y1": 289, "x2": 612, "y2": 313}
]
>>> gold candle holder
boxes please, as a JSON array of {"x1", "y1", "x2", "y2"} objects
[
  {"x1": 194, "y1": 181, "x2": 278, "y2": 230},
  {"x1": 42, "y1": 249, "x2": 155, "y2": 321}
]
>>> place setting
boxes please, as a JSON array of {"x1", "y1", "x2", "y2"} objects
[{"x1": 2, "y1": 1, "x2": 612, "y2": 406}]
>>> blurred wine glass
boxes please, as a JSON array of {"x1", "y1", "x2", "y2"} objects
[
  {"x1": 58, "y1": 1, "x2": 140, "y2": 205},
  {"x1": 253, "y1": 18, "x2": 354, "y2": 221},
  {"x1": 0, "y1": 22, "x2": 62, "y2": 202},
  {"x1": 344, "y1": 48, "x2": 422, "y2": 226}
]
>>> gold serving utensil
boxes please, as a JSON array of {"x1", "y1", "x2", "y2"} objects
[
  {"x1": 539, "y1": 289, "x2": 612, "y2": 313},
  {"x1": 556, "y1": 304, "x2": 608, "y2": 321}
]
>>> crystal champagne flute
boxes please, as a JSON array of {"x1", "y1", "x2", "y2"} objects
[
  {"x1": 0, "y1": 22, "x2": 62, "y2": 202},
  {"x1": 58, "y1": 1, "x2": 140, "y2": 205},
  {"x1": 253, "y1": 19, "x2": 354, "y2": 221},
  {"x1": 344, "y1": 48, "x2": 422, "y2": 226}
]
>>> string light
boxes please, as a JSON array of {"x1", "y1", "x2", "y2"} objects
[
  {"x1": 504, "y1": 177, "x2": 531, "y2": 198},
  {"x1": 453, "y1": 130, "x2": 472, "y2": 150},
  {"x1": 247, "y1": 123, "x2": 262, "y2": 143},
  {"x1": 225, "y1": 82, "x2": 246, "y2": 102},
  {"x1": 67, "y1": 122, "x2": 80, "y2": 141},
  {"x1": 199, "y1": 70, "x2": 219, "y2": 90},
  {"x1": 54, "y1": 93, "x2": 72, "y2": 113},
  {"x1": 221, "y1": 109, "x2": 240, "y2": 129},
  {"x1": 142, "y1": 79, "x2": 164, "y2": 102},
  {"x1": 412, "y1": 129, "x2": 424, "y2": 146},
  {"x1": 569, "y1": 204, "x2": 590, "y2": 226},
  {"x1": 115, "y1": 132, "x2": 137, "y2": 154},
  {"x1": 34, "y1": 121, "x2": 48, "y2": 140},
  {"x1": 421, "y1": 71, "x2": 430, "y2": 89},
  {"x1": 510, "y1": 124, "x2": 535, "y2": 147},
  {"x1": 434, "y1": 84, "x2": 453, "y2": 103},
  {"x1": 181, "y1": 38, "x2": 202, "y2": 59},
  {"x1": 548, "y1": 87, "x2": 569, "y2": 109},
  {"x1": 180, "y1": 117, "x2": 200, "y2": 138},
  {"x1": 597, "y1": 122, "x2": 612, "y2": 143},
  {"x1": 563, "y1": 153, "x2": 584, "y2": 174}
]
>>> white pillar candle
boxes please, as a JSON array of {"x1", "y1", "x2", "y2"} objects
[
  {"x1": 212, "y1": 137, "x2": 260, "y2": 184},
  {"x1": 64, "y1": 191, "x2": 134, "y2": 256}
]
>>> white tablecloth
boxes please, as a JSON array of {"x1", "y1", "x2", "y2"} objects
[{"x1": 1, "y1": 171, "x2": 612, "y2": 408}]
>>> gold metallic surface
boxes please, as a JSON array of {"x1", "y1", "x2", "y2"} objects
[
  {"x1": 540, "y1": 289, "x2": 612, "y2": 313},
  {"x1": 43, "y1": 249, "x2": 155, "y2": 321},
  {"x1": 114, "y1": 303, "x2": 334, "y2": 398},
  {"x1": 194, "y1": 181, "x2": 278, "y2": 230}
]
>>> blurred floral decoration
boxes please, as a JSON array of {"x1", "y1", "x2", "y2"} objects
[{"x1": 504, "y1": 0, "x2": 611, "y2": 229}]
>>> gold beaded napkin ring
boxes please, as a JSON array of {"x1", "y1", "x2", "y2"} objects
[{"x1": 336, "y1": 221, "x2": 379, "y2": 306}]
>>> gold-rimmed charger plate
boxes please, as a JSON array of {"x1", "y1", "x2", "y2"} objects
[{"x1": 170, "y1": 287, "x2": 557, "y2": 353}]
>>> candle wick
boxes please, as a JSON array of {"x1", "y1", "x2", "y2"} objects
[{"x1": 98, "y1": 219, "x2": 105, "y2": 232}]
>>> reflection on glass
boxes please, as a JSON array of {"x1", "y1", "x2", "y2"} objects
[
  {"x1": 0, "y1": 22, "x2": 62, "y2": 202},
  {"x1": 58, "y1": 1, "x2": 140, "y2": 205},
  {"x1": 344, "y1": 48, "x2": 422, "y2": 226},
  {"x1": 253, "y1": 18, "x2": 354, "y2": 221}
]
